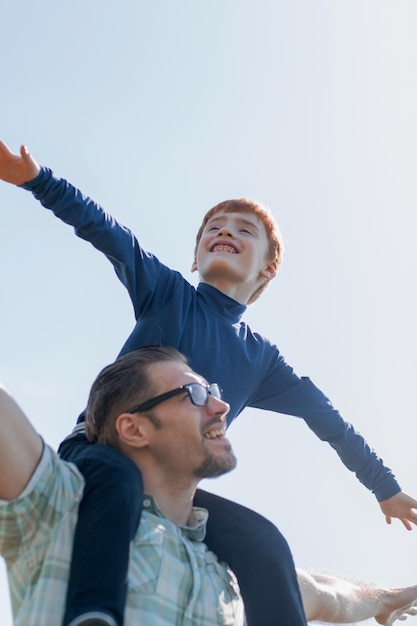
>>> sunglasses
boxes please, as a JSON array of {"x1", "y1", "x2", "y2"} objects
[{"x1": 127, "y1": 382, "x2": 223, "y2": 414}]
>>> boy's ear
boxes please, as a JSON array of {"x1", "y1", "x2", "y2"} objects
[
  {"x1": 191, "y1": 257, "x2": 198, "y2": 273},
  {"x1": 115, "y1": 413, "x2": 150, "y2": 449},
  {"x1": 260, "y1": 259, "x2": 278, "y2": 281}
]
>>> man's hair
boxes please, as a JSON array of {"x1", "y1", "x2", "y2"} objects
[
  {"x1": 194, "y1": 198, "x2": 284, "y2": 304},
  {"x1": 85, "y1": 346, "x2": 188, "y2": 445}
]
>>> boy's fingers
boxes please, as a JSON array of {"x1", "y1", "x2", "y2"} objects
[{"x1": 20, "y1": 145, "x2": 32, "y2": 161}]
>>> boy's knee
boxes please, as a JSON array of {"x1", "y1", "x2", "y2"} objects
[{"x1": 76, "y1": 446, "x2": 142, "y2": 486}]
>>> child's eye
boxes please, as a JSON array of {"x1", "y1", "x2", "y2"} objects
[{"x1": 240, "y1": 228, "x2": 253, "y2": 235}]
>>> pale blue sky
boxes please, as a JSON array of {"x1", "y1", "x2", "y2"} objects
[{"x1": 1, "y1": 2, "x2": 417, "y2": 624}]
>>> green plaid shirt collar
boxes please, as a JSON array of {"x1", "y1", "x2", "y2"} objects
[{"x1": 142, "y1": 495, "x2": 208, "y2": 542}]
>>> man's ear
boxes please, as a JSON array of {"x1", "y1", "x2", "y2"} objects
[
  {"x1": 191, "y1": 257, "x2": 198, "y2": 273},
  {"x1": 260, "y1": 259, "x2": 278, "y2": 281},
  {"x1": 115, "y1": 413, "x2": 150, "y2": 448}
]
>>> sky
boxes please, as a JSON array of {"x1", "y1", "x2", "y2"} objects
[{"x1": 1, "y1": 1, "x2": 417, "y2": 624}]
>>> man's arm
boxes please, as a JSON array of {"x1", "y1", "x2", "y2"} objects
[
  {"x1": 0, "y1": 141, "x2": 40, "y2": 185},
  {"x1": 297, "y1": 568, "x2": 417, "y2": 625},
  {"x1": 0, "y1": 385, "x2": 43, "y2": 500}
]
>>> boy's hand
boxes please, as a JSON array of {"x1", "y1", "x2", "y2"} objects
[
  {"x1": 379, "y1": 491, "x2": 417, "y2": 530},
  {"x1": 0, "y1": 141, "x2": 40, "y2": 185}
]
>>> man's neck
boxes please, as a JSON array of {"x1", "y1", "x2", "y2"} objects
[{"x1": 143, "y1": 473, "x2": 197, "y2": 526}]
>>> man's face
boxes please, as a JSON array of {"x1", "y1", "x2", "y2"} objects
[
  {"x1": 193, "y1": 211, "x2": 274, "y2": 293},
  {"x1": 143, "y1": 361, "x2": 236, "y2": 481}
]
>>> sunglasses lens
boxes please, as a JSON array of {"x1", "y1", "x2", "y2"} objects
[
  {"x1": 189, "y1": 384, "x2": 208, "y2": 406},
  {"x1": 209, "y1": 383, "x2": 222, "y2": 399},
  {"x1": 188, "y1": 383, "x2": 223, "y2": 406}
]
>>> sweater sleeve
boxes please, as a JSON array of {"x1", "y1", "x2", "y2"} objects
[
  {"x1": 249, "y1": 346, "x2": 401, "y2": 502},
  {"x1": 21, "y1": 167, "x2": 174, "y2": 319}
]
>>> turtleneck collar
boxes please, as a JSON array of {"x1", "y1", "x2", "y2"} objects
[{"x1": 197, "y1": 282, "x2": 246, "y2": 323}]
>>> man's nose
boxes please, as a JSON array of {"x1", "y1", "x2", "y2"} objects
[{"x1": 207, "y1": 393, "x2": 229, "y2": 418}]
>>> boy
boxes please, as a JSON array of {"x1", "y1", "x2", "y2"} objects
[{"x1": 1, "y1": 141, "x2": 416, "y2": 626}]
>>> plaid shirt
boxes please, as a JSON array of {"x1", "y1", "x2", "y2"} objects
[{"x1": 0, "y1": 445, "x2": 246, "y2": 626}]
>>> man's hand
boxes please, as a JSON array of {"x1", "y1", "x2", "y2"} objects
[
  {"x1": 379, "y1": 491, "x2": 417, "y2": 530},
  {"x1": 0, "y1": 141, "x2": 40, "y2": 185}
]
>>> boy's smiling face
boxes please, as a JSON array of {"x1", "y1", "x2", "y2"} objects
[{"x1": 192, "y1": 211, "x2": 277, "y2": 304}]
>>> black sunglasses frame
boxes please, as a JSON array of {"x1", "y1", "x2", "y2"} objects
[{"x1": 127, "y1": 382, "x2": 223, "y2": 414}]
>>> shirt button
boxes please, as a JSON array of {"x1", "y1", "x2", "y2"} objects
[{"x1": 143, "y1": 498, "x2": 151, "y2": 508}]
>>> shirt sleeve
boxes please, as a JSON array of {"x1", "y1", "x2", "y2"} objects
[
  {"x1": 0, "y1": 445, "x2": 84, "y2": 560},
  {"x1": 248, "y1": 345, "x2": 400, "y2": 502},
  {"x1": 21, "y1": 168, "x2": 176, "y2": 320}
]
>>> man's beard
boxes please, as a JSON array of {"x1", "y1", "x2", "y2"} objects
[{"x1": 193, "y1": 445, "x2": 237, "y2": 479}]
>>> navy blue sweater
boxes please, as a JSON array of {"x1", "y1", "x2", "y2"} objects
[{"x1": 22, "y1": 167, "x2": 400, "y2": 502}]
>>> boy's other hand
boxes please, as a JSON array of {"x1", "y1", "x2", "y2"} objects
[
  {"x1": 0, "y1": 141, "x2": 40, "y2": 185},
  {"x1": 379, "y1": 491, "x2": 417, "y2": 530}
]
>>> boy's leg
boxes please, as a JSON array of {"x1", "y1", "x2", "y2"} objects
[
  {"x1": 194, "y1": 489, "x2": 307, "y2": 626},
  {"x1": 59, "y1": 435, "x2": 144, "y2": 626}
]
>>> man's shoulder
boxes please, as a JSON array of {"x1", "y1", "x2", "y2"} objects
[
  {"x1": 3, "y1": 444, "x2": 85, "y2": 509},
  {"x1": 0, "y1": 444, "x2": 84, "y2": 563}
]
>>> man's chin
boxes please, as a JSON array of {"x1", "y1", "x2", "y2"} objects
[{"x1": 194, "y1": 451, "x2": 237, "y2": 479}]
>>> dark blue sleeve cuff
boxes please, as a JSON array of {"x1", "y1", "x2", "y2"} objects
[{"x1": 20, "y1": 166, "x2": 52, "y2": 192}]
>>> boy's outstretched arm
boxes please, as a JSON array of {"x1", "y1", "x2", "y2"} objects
[
  {"x1": 379, "y1": 491, "x2": 417, "y2": 531},
  {"x1": 0, "y1": 141, "x2": 40, "y2": 186}
]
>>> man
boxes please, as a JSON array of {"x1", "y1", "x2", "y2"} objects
[
  {"x1": 0, "y1": 346, "x2": 244, "y2": 626},
  {"x1": 0, "y1": 346, "x2": 416, "y2": 625}
]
